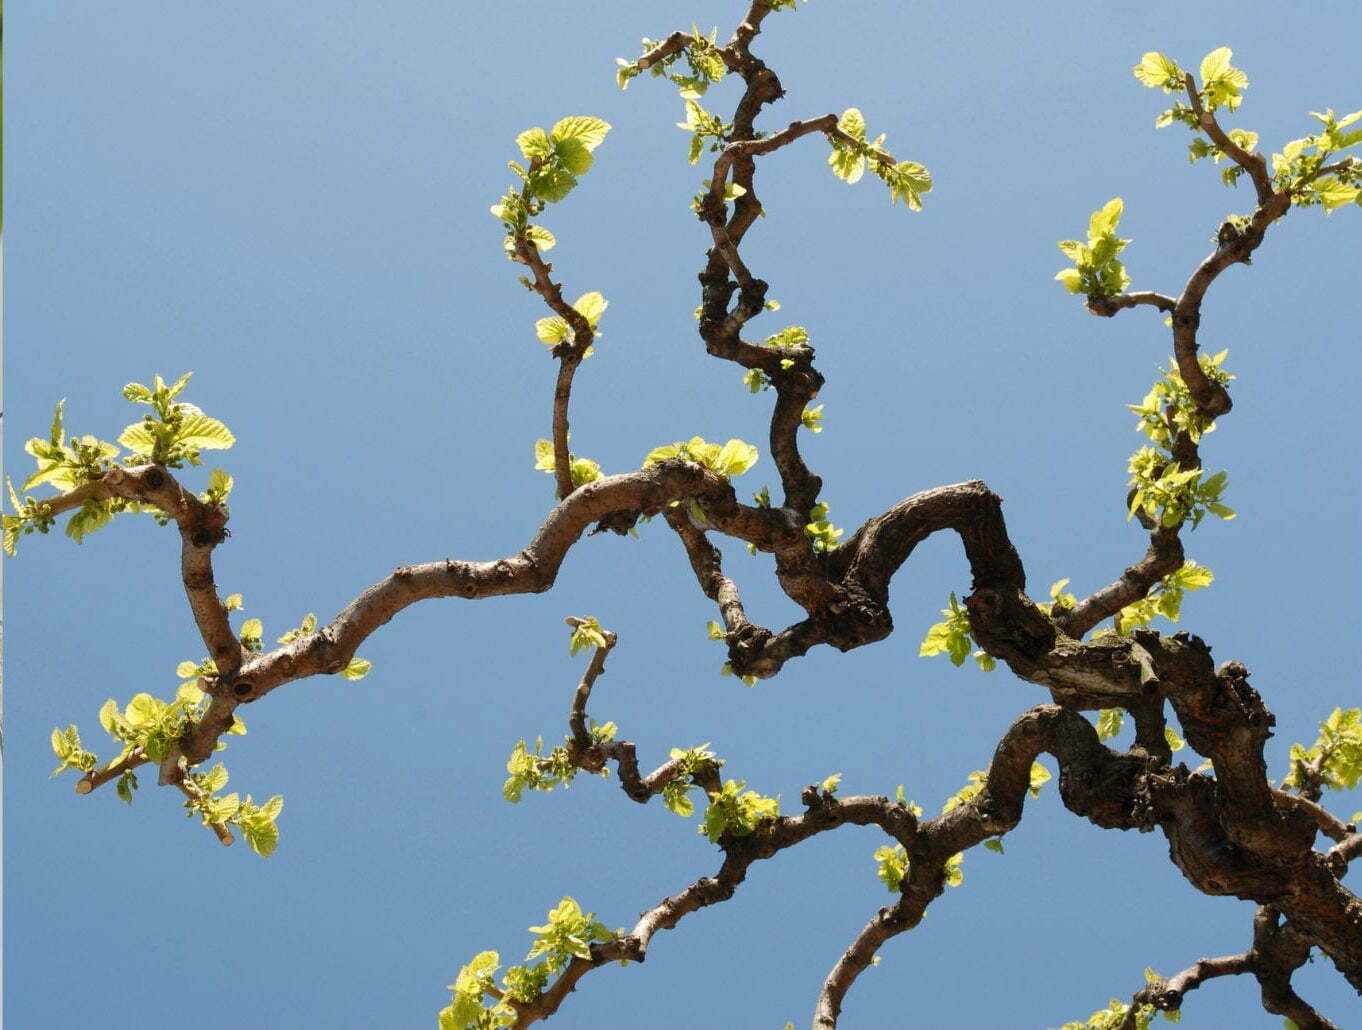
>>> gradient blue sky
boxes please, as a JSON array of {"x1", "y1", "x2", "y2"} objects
[{"x1": 6, "y1": 2, "x2": 1361, "y2": 1027}]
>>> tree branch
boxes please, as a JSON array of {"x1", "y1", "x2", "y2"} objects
[
  {"x1": 1249, "y1": 907, "x2": 1340, "y2": 1029},
  {"x1": 1325, "y1": 832, "x2": 1362, "y2": 877},
  {"x1": 36, "y1": 464, "x2": 243, "y2": 679},
  {"x1": 1170, "y1": 192, "x2": 1289, "y2": 421},
  {"x1": 1272, "y1": 789, "x2": 1351, "y2": 844},
  {"x1": 507, "y1": 793, "x2": 919, "y2": 1027},
  {"x1": 634, "y1": 32, "x2": 688, "y2": 73},
  {"x1": 74, "y1": 749, "x2": 147, "y2": 795},
  {"x1": 1085, "y1": 290, "x2": 1178, "y2": 317},
  {"x1": 514, "y1": 236, "x2": 595, "y2": 500},
  {"x1": 1183, "y1": 72, "x2": 1273, "y2": 203},
  {"x1": 1059, "y1": 527, "x2": 1184, "y2": 638},
  {"x1": 1129, "y1": 953, "x2": 1255, "y2": 1020},
  {"x1": 564, "y1": 619, "x2": 618, "y2": 752},
  {"x1": 813, "y1": 890, "x2": 930, "y2": 1029}
]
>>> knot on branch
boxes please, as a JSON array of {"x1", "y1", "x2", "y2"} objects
[
  {"x1": 727, "y1": 623, "x2": 775, "y2": 677},
  {"x1": 593, "y1": 510, "x2": 639, "y2": 536},
  {"x1": 801, "y1": 783, "x2": 837, "y2": 810},
  {"x1": 1216, "y1": 661, "x2": 1272, "y2": 728},
  {"x1": 1196, "y1": 386, "x2": 1234, "y2": 419},
  {"x1": 190, "y1": 526, "x2": 229, "y2": 548},
  {"x1": 774, "y1": 361, "x2": 823, "y2": 395},
  {"x1": 1085, "y1": 295, "x2": 1121, "y2": 318},
  {"x1": 1215, "y1": 217, "x2": 1264, "y2": 264},
  {"x1": 184, "y1": 498, "x2": 231, "y2": 548},
  {"x1": 697, "y1": 192, "x2": 727, "y2": 225},
  {"x1": 1170, "y1": 645, "x2": 1274, "y2": 758},
  {"x1": 1134, "y1": 763, "x2": 1186, "y2": 832},
  {"x1": 823, "y1": 588, "x2": 892, "y2": 651},
  {"x1": 697, "y1": 269, "x2": 736, "y2": 315},
  {"x1": 737, "y1": 278, "x2": 768, "y2": 313}
]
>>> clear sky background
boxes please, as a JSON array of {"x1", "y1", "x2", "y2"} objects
[{"x1": 6, "y1": 2, "x2": 1360, "y2": 1027}]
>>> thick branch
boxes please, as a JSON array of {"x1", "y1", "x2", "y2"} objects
[
  {"x1": 768, "y1": 370, "x2": 824, "y2": 515},
  {"x1": 152, "y1": 462, "x2": 750, "y2": 775},
  {"x1": 836, "y1": 480, "x2": 1026, "y2": 603},
  {"x1": 1249, "y1": 907, "x2": 1340, "y2": 1029}
]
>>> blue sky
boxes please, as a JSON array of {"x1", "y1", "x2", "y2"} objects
[{"x1": 6, "y1": 2, "x2": 1360, "y2": 1027}]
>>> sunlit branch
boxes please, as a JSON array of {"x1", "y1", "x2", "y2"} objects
[
  {"x1": 1183, "y1": 72, "x2": 1273, "y2": 202},
  {"x1": 513, "y1": 235, "x2": 595, "y2": 499}
]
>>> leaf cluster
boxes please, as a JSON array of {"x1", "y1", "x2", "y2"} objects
[
  {"x1": 676, "y1": 97, "x2": 732, "y2": 165},
  {"x1": 940, "y1": 762, "x2": 1050, "y2": 817},
  {"x1": 803, "y1": 501, "x2": 843, "y2": 553},
  {"x1": 1134, "y1": 46, "x2": 1246, "y2": 112},
  {"x1": 918, "y1": 592, "x2": 993, "y2": 670},
  {"x1": 567, "y1": 615, "x2": 609, "y2": 656},
  {"x1": 1284, "y1": 707, "x2": 1362, "y2": 793},
  {"x1": 1128, "y1": 351, "x2": 1233, "y2": 450},
  {"x1": 49, "y1": 725, "x2": 97, "y2": 778},
  {"x1": 534, "y1": 291, "x2": 608, "y2": 357},
  {"x1": 872, "y1": 845, "x2": 964, "y2": 893},
  {"x1": 750, "y1": 323, "x2": 811, "y2": 375},
  {"x1": 1113, "y1": 560, "x2": 1214, "y2": 636},
  {"x1": 700, "y1": 778, "x2": 780, "y2": 843},
  {"x1": 1127, "y1": 452, "x2": 1233, "y2": 531},
  {"x1": 661, "y1": 743, "x2": 720, "y2": 817},
  {"x1": 4, "y1": 375, "x2": 235, "y2": 553},
  {"x1": 502, "y1": 736, "x2": 586, "y2": 802},
  {"x1": 1059, "y1": 996, "x2": 1164, "y2": 1030},
  {"x1": 491, "y1": 116, "x2": 612, "y2": 257},
  {"x1": 439, "y1": 898, "x2": 616, "y2": 1030},
  {"x1": 534, "y1": 439, "x2": 602, "y2": 490},
  {"x1": 1271, "y1": 109, "x2": 1362, "y2": 211},
  {"x1": 119, "y1": 373, "x2": 235, "y2": 468},
  {"x1": 826, "y1": 107, "x2": 932, "y2": 211},
  {"x1": 49, "y1": 665, "x2": 285, "y2": 855},
  {"x1": 1047, "y1": 578, "x2": 1077, "y2": 612},
  {"x1": 643, "y1": 436, "x2": 759, "y2": 479},
  {"x1": 20, "y1": 400, "x2": 119, "y2": 494},
  {"x1": 615, "y1": 26, "x2": 728, "y2": 97},
  {"x1": 1054, "y1": 198, "x2": 1131, "y2": 298}
]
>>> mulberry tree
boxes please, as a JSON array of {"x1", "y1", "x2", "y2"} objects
[{"x1": 8, "y1": 2, "x2": 1361, "y2": 1027}]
